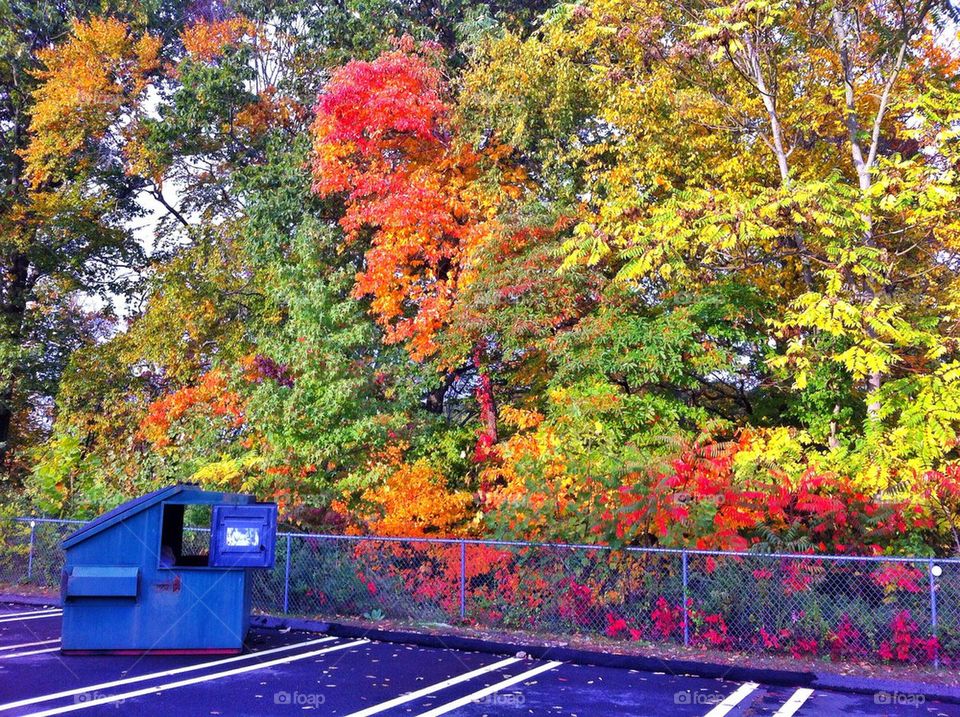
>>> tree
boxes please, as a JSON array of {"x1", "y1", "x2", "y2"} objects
[
  {"x1": 0, "y1": 7, "x2": 161, "y2": 480},
  {"x1": 458, "y1": 0, "x2": 960, "y2": 491},
  {"x1": 16, "y1": 0, "x2": 960, "y2": 557},
  {"x1": 310, "y1": 40, "x2": 525, "y2": 454}
]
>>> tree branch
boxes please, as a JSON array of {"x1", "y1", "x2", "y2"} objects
[{"x1": 150, "y1": 185, "x2": 190, "y2": 228}]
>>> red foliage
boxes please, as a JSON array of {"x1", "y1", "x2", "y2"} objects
[
  {"x1": 915, "y1": 463, "x2": 960, "y2": 549},
  {"x1": 605, "y1": 612, "x2": 628, "y2": 637},
  {"x1": 558, "y1": 578, "x2": 595, "y2": 626},
  {"x1": 311, "y1": 41, "x2": 482, "y2": 361},
  {"x1": 870, "y1": 563, "x2": 924, "y2": 593},
  {"x1": 472, "y1": 342, "x2": 499, "y2": 461},
  {"x1": 311, "y1": 40, "x2": 446, "y2": 198},
  {"x1": 791, "y1": 637, "x2": 819, "y2": 659},
  {"x1": 597, "y1": 437, "x2": 923, "y2": 554},
  {"x1": 781, "y1": 560, "x2": 820, "y2": 595},
  {"x1": 760, "y1": 626, "x2": 789, "y2": 651},
  {"x1": 827, "y1": 614, "x2": 865, "y2": 661},
  {"x1": 697, "y1": 612, "x2": 732, "y2": 649},
  {"x1": 312, "y1": 41, "x2": 523, "y2": 458},
  {"x1": 878, "y1": 610, "x2": 940, "y2": 663},
  {"x1": 650, "y1": 596, "x2": 683, "y2": 639}
]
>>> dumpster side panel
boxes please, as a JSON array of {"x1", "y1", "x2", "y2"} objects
[
  {"x1": 62, "y1": 506, "x2": 248, "y2": 652},
  {"x1": 62, "y1": 510, "x2": 155, "y2": 651},
  {"x1": 62, "y1": 569, "x2": 247, "y2": 651}
]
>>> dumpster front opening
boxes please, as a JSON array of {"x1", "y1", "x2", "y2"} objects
[{"x1": 160, "y1": 503, "x2": 212, "y2": 567}]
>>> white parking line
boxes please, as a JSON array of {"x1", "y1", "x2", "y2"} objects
[
  {"x1": 703, "y1": 682, "x2": 760, "y2": 717},
  {"x1": 344, "y1": 657, "x2": 522, "y2": 717},
  {"x1": 0, "y1": 639, "x2": 60, "y2": 651},
  {"x1": 0, "y1": 636, "x2": 338, "y2": 712},
  {"x1": 0, "y1": 611, "x2": 62, "y2": 625},
  {"x1": 0, "y1": 609, "x2": 60, "y2": 619},
  {"x1": 413, "y1": 660, "x2": 563, "y2": 717},
  {"x1": 21, "y1": 638, "x2": 370, "y2": 716},
  {"x1": 772, "y1": 688, "x2": 814, "y2": 717},
  {"x1": 0, "y1": 647, "x2": 60, "y2": 660}
]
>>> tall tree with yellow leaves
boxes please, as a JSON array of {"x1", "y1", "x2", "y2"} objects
[
  {"x1": 459, "y1": 0, "x2": 960, "y2": 489},
  {"x1": 1, "y1": 10, "x2": 157, "y2": 479}
]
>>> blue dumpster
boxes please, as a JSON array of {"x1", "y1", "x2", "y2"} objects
[{"x1": 60, "y1": 484, "x2": 277, "y2": 654}]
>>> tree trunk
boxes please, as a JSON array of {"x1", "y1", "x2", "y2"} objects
[
  {"x1": 834, "y1": 9, "x2": 883, "y2": 417},
  {"x1": 740, "y1": 37, "x2": 814, "y2": 290},
  {"x1": 472, "y1": 343, "x2": 498, "y2": 461},
  {"x1": 475, "y1": 370, "x2": 498, "y2": 444},
  {"x1": 0, "y1": 393, "x2": 12, "y2": 458},
  {"x1": 0, "y1": 251, "x2": 31, "y2": 460}
]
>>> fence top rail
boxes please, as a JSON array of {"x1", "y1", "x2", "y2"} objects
[
  {"x1": 16, "y1": 516, "x2": 960, "y2": 564},
  {"x1": 278, "y1": 532, "x2": 960, "y2": 563},
  {"x1": 13, "y1": 517, "x2": 85, "y2": 526}
]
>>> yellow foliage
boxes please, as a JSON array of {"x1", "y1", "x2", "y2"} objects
[
  {"x1": 190, "y1": 454, "x2": 263, "y2": 492},
  {"x1": 22, "y1": 17, "x2": 161, "y2": 186},
  {"x1": 498, "y1": 405, "x2": 545, "y2": 430}
]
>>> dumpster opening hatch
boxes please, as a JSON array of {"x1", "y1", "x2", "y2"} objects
[{"x1": 209, "y1": 504, "x2": 277, "y2": 569}]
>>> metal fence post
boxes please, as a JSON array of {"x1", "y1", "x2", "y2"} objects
[
  {"x1": 27, "y1": 520, "x2": 36, "y2": 582},
  {"x1": 929, "y1": 558, "x2": 940, "y2": 668},
  {"x1": 283, "y1": 534, "x2": 292, "y2": 615},
  {"x1": 682, "y1": 550, "x2": 690, "y2": 647},
  {"x1": 459, "y1": 540, "x2": 467, "y2": 621}
]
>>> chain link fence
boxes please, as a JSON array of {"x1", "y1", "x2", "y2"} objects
[{"x1": 3, "y1": 517, "x2": 958, "y2": 667}]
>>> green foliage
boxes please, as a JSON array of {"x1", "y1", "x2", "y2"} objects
[{"x1": 8, "y1": 0, "x2": 960, "y2": 558}]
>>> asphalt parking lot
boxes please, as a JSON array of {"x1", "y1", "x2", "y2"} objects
[{"x1": 0, "y1": 604, "x2": 956, "y2": 716}]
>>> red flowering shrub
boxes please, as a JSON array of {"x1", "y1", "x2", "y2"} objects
[
  {"x1": 827, "y1": 614, "x2": 865, "y2": 661},
  {"x1": 605, "y1": 612, "x2": 628, "y2": 637},
  {"x1": 593, "y1": 438, "x2": 930, "y2": 554},
  {"x1": 651, "y1": 597, "x2": 683, "y2": 639},
  {"x1": 781, "y1": 560, "x2": 819, "y2": 595},
  {"x1": 878, "y1": 610, "x2": 940, "y2": 663},
  {"x1": 697, "y1": 612, "x2": 732, "y2": 649},
  {"x1": 760, "y1": 626, "x2": 790, "y2": 651},
  {"x1": 791, "y1": 637, "x2": 819, "y2": 659},
  {"x1": 871, "y1": 563, "x2": 924, "y2": 594},
  {"x1": 559, "y1": 578, "x2": 596, "y2": 627}
]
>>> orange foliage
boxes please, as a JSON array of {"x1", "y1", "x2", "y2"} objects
[
  {"x1": 361, "y1": 460, "x2": 473, "y2": 537},
  {"x1": 310, "y1": 41, "x2": 519, "y2": 361},
  {"x1": 477, "y1": 408, "x2": 574, "y2": 537},
  {"x1": 138, "y1": 371, "x2": 245, "y2": 448},
  {"x1": 181, "y1": 16, "x2": 252, "y2": 61},
  {"x1": 235, "y1": 86, "x2": 307, "y2": 138},
  {"x1": 22, "y1": 17, "x2": 161, "y2": 186}
]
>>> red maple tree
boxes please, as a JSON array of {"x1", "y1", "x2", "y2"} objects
[{"x1": 311, "y1": 39, "x2": 509, "y2": 453}]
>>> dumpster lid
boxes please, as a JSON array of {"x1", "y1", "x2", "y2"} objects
[{"x1": 62, "y1": 484, "x2": 256, "y2": 549}]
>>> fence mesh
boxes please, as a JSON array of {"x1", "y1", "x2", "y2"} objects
[
  {"x1": 4, "y1": 518, "x2": 958, "y2": 667},
  {"x1": 0, "y1": 519, "x2": 29, "y2": 586},
  {"x1": 1, "y1": 519, "x2": 80, "y2": 588}
]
